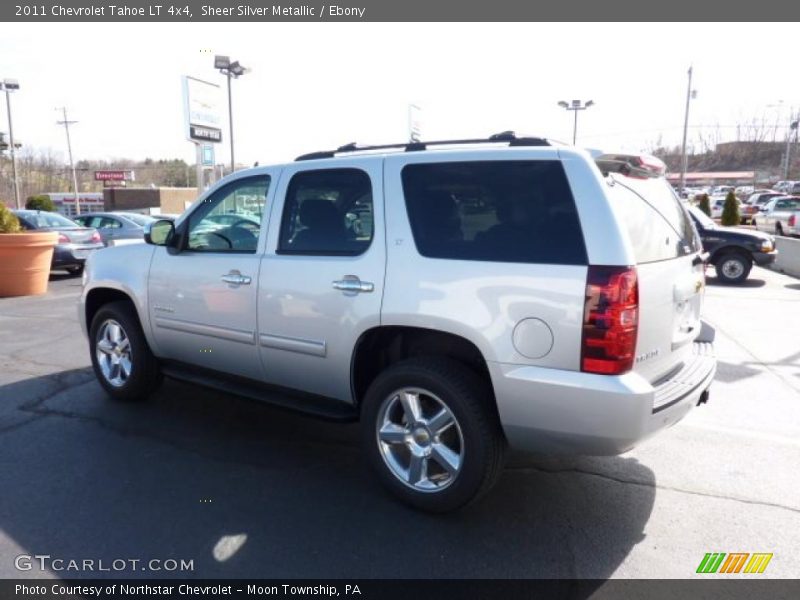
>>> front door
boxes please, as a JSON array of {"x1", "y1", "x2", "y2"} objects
[{"x1": 148, "y1": 173, "x2": 275, "y2": 381}]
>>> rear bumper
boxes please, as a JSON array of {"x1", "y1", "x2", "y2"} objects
[
  {"x1": 52, "y1": 243, "x2": 104, "y2": 267},
  {"x1": 490, "y1": 337, "x2": 716, "y2": 456}
]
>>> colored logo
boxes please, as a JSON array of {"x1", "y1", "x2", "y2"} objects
[{"x1": 696, "y1": 553, "x2": 773, "y2": 574}]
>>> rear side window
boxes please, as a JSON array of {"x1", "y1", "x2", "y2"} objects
[
  {"x1": 278, "y1": 168, "x2": 373, "y2": 256},
  {"x1": 401, "y1": 160, "x2": 587, "y2": 265},
  {"x1": 608, "y1": 176, "x2": 700, "y2": 264}
]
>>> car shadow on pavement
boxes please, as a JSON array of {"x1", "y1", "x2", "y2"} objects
[
  {"x1": 706, "y1": 276, "x2": 766, "y2": 288},
  {"x1": 0, "y1": 369, "x2": 656, "y2": 581}
]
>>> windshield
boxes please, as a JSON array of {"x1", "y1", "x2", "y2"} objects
[
  {"x1": 688, "y1": 206, "x2": 715, "y2": 229},
  {"x1": 15, "y1": 211, "x2": 80, "y2": 228}
]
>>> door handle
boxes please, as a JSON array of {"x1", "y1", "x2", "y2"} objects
[
  {"x1": 333, "y1": 276, "x2": 374, "y2": 294},
  {"x1": 221, "y1": 271, "x2": 252, "y2": 286}
]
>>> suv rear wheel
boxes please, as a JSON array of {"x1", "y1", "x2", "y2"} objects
[
  {"x1": 89, "y1": 301, "x2": 162, "y2": 401},
  {"x1": 715, "y1": 252, "x2": 752, "y2": 285},
  {"x1": 361, "y1": 357, "x2": 506, "y2": 512}
]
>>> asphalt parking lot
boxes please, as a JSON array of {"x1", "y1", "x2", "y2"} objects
[{"x1": 0, "y1": 267, "x2": 798, "y2": 579}]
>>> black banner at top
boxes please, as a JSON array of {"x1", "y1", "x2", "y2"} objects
[{"x1": 3, "y1": 0, "x2": 800, "y2": 22}]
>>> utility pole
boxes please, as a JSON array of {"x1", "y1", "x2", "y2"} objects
[
  {"x1": 57, "y1": 107, "x2": 81, "y2": 216},
  {"x1": 226, "y1": 70, "x2": 234, "y2": 173},
  {"x1": 215, "y1": 55, "x2": 248, "y2": 175},
  {"x1": 1, "y1": 80, "x2": 21, "y2": 208},
  {"x1": 784, "y1": 110, "x2": 798, "y2": 180},
  {"x1": 557, "y1": 99, "x2": 595, "y2": 145},
  {"x1": 678, "y1": 66, "x2": 696, "y2": 197}
]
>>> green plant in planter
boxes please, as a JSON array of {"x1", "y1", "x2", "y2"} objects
[
  {"x1": 0, "y1": 202, "x2": 22, "y2": 233},
  {"x1": 720, "y1": 191, "x2": 741, "y2": 226},
  {"x1": 25, "y1": 195, "x2": 55, "y2": 212},
  {"x1": 698, "y1": 193, "x2": 711, "y2": 217}
]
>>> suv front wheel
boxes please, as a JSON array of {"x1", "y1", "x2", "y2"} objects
[
  {"x1": 89, "y1": 301, "x2": 162, "y2": 401},
  {"x1": 361, "y1": 357, "x2": 506, "y2": 512}
]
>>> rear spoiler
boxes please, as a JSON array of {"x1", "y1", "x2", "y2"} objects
[{"x1": 595, "y1": 153, "x2": 667, "y2": 179}]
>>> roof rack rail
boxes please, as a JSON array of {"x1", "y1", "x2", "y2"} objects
[{"x1": 294, "y1": 131, "x2": 549, "y2": 161}]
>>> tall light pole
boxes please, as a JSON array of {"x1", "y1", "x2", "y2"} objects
[
  {"x1": 557, "y1": 99, "x2": 595, "y2": 145},
  {"x1": 57, "y1": 107, "x2": 81, "y2": 216},
  {"x1": 784, "y1": 110, "x2": 798, "y2": 180},
  {"x1": 215, "y1": 55, "x2": 249, "y2": 174},
  {"x1": 1, "y1": 79, "x2": 21, "y2": 209},
  {"x1": 678, "y1": 66, "x2": 697, "y2": 196}
]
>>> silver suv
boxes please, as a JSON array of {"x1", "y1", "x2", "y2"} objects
[{"x1": 79, "y1": 133, "x2": 716, "y2": 512}]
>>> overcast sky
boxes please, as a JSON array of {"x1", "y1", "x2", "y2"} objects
[{"x1": 1, "y1": 22, "x2": 798, "y2": 167}]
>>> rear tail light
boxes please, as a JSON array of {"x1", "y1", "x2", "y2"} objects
[
  {"x1": 90, "y1": 231, "x2": 102, "y2": 243},
  {"x1": 57, "y1": 233, "x2": 69, "y2": 244},
  {"x1": 581, "y1": 266, "x2": 639, "y2": 375},
  {"x1": 789, "y1": 215, "x2": 796, "y2": 227}
]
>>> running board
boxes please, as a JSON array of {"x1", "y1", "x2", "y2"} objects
[{"x1": 160, "y1": 362, "x2": 359, "y2": 423}]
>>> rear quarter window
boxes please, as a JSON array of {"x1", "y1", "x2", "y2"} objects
[
  {"x1": 400, "y1": 160, "x2": 587, "y2": 265},
  {"x1": 608, "y1": 176, "x2": 700, "y2": 264}
]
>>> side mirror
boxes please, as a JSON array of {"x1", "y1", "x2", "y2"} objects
[{"x1": 144, "y1": 219, "x2": 175, "y2": 246}]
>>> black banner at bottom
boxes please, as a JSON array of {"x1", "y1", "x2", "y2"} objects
[{"x1": 1, "y1": 579, "x2": 799, "y2": 600}]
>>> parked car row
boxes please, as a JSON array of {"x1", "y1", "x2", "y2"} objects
[
  {"x1": 773, "y1": 180, "x2": 800, "y2": 194},
  {"x1": 10, "y1": 210, "x2": 158, "y2": 275}
]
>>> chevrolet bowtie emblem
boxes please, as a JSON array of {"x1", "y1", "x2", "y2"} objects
[{"x1": 695, "y1": 280, "x2": 703, "y2": 293}]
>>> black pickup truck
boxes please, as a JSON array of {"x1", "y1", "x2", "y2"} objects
[{"x1": 688, "y1": 206, "x2": 778, "y2": 284}]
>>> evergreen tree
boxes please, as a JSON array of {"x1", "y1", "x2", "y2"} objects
[
  {"x1": 720, "y1": 191, "x2": 741, "y2": 226},
  {"x1": 698, "y1": 193, "x2": 711, "y2": 216}
]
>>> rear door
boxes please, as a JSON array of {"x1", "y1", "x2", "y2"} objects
[
  {"x1": 257, "y1": 159, "x2": 385, "y2": 403},
  {"x1": 607, "y1": 175, "x2": 705, "y2": 383}
]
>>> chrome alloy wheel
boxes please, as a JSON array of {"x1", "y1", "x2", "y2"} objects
[
  {"x1": 376, "y1": 387, "x2": 464, "y2": 492},
  {"x1": 95, "y1": 319, "x2": 132, "y2": 387},
  {"x1": 720, "y1": 258, "x2": 745, "y2": 280}
]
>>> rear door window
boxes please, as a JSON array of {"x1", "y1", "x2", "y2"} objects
[
  {"x1": 608, "y1": 176, "x2": 700, "y2": 264},
  {"x1": 278, "y1": 168, "x2": 373, "y2": 256},
  {"x1": 400, "y1": 160, "x2": 587, "y2": 265}
]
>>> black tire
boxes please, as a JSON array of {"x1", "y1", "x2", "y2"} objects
[
  {"x1": 66, "y1": 265, "x2": 84, "y2": 276},
  {"x1": 715, "y1": 252, "x2": 752, "y2": 285},
  {"x1": 776, "y1": 223, "x2": 784, "y2": 236},
  {"x1": 89, "y1": 300, "x2": 162, "y2": 401},
  {"x1": 361, "y1": 357, "x2": 506, "y2": 513}
]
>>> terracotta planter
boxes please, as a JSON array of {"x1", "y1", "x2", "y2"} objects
[{"x1": 0, "y1": 231, "x2": 59, "y2": 297}]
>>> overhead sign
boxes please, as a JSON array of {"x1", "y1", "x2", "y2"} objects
[
  {"x1": 183, "y1": 76, "x2": 223, "y2": 144},
  {"x1": 94, "y1": 170, "x2": 134, "y2": 181},
  {"x1": 190, "y1": 126, "x2": 222, "y2": 143}
]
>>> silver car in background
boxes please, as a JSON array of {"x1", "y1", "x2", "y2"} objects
[
  {"x1": 72, "y1": 212, "x2": 156, "y2": 246},
  {"x1": 13, "y1": 209, "x2": 104, "y2": 275}
]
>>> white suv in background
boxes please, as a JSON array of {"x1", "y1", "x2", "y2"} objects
[{"x1": 80, "y1": 133, "x2": 716, "y2": 512}]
